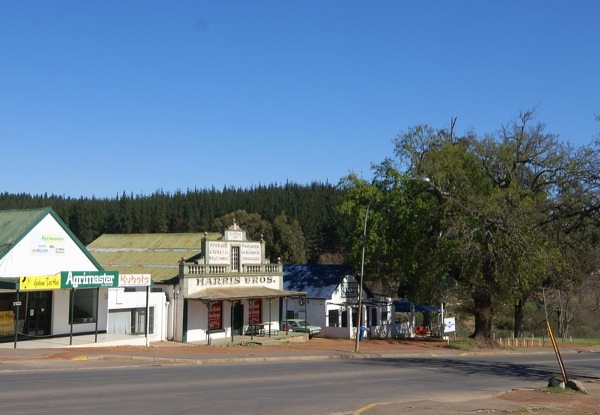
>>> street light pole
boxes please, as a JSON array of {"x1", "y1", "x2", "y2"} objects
[
  {"x1": 353, "y1": 176, "x2": 431, "y2": 353},
  {"x1": 354, "y1": 199, "x2": 372, "y2": 353}
]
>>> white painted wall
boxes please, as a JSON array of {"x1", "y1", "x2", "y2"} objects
[
  {"x1": 283, "y1": 275, "x2": 394, "y2": 340},
  {"x1": 51, "y1": 288, "x2": 109, "y2": 335},
  {"x1": 184, "y1": 297, "x2": 283, "y2": 344},
  {"x1": 107, "y1": 287, "x2": 168, "y2": 341},
  {"x1": 0, "y1": 214, "x2": 98, "y2": 276},
  {"x1": 0, "y1": 213, "x2": 109, "y2": 338}
]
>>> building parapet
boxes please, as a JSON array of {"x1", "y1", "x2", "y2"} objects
[{"x1": 181, "y1": 263, "x2": 283, "y2": 276}]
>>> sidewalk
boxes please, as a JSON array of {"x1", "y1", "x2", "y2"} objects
[{"x1": 1, "y1": 336, "x2": 589, "y2": 369}]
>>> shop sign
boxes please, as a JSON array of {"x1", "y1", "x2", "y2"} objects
[
  {"x1": 0, "y1": 311, "x2": 14, "y2": 336},
  {"x1": 197, "y1": 276, "x2": 276, "y2": 287},
  {"x1": 240, "y1": 242, "x2": 261, "y2": 264},
  {"x1": 248, "y1": 299, "x2": 261, "y2": 324},
  {"x1": 30, "y1": 232, "x2": 66, "y2": 255},
  {"x1": 207, "y1": 241, "x2": 230, "y2": 264},
  {"x1": 19, "y1": 275, "x2": 61, "y2": 291},
  {"x1": 60, "y1": 271, "x2": 119, "y2": 288},
  {"x1": 208, "y1": 301, "x2": 222, "y2": 330},
  {"x1": 119, "y1": 274, "x2": 152, "y2": 287},
  {"x1": 227, "y1": 230, "x2": 243, "y2": 241}
]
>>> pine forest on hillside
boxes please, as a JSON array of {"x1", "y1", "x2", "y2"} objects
[{"x1": 0, "y1": 183, "x2": 342, "y2": 264}]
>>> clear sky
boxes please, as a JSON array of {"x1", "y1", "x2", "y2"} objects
[{"x1": 1, "y1": 1, "x2": 598, "y2": 198}]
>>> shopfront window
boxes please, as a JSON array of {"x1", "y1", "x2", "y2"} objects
[
  {"x1": 108, "y1": 307, "x2": 154, "y2": 335},
  {"x1": 328, "y1": 309, "x2": 339, "y2": 327},
  {"x1": 69, "y1": 289, "x2": 97, "y2": 324}
]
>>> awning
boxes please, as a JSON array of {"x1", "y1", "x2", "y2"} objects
[
  {"x1": 394, "y1": 299, "x2": 441, "y2": 313},
  {"x1": 0, "y1": 278, "x2": 20, "y2": 290},
  {"x1": 185, "y1": 286, "x2": 306, "y2": 301}
]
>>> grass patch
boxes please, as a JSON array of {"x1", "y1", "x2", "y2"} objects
[{"x1": 557, "y1": 338, "x2": 600, "y2": 347}]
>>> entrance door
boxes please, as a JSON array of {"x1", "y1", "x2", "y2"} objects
[
  {"x1": 25, "y1": 291, "x2": 52, "y2": 336},
  {"x1": 232, "y1": 303, "x2": 244, "y2": 335}
]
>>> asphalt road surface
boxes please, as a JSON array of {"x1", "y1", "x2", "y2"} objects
[{"x1": 0, "y1": 352, "x2": 598, "y2": 415}]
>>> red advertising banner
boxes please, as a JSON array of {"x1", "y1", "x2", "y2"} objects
[
  {"x1": 248, "y1": 299, "x2": 261, "y2": 324},
  {"x1": 209, "y1": 301, "x2": 222, "y2": 330}
]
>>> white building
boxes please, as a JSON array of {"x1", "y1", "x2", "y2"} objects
[
  {"x1": 0, "y1": 208, "x2": 115, "y2": 345},
  {"x1": 87, "y1": 233, "x2": 206, "y2": 343},
  {"x1": 283, "y1": 265, "x2": 394, "y2": 339},
  {"x1": 176, "y1": 222, "x2": 304, "y2": 344}
]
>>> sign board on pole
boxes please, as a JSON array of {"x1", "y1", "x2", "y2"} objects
[{"x1": 443, "y1": 317, "x2": 456, "y2": 333}]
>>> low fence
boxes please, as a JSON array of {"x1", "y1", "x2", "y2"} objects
[{"x1": 496, "y1": 336, "x2": 547, "y2": 347}]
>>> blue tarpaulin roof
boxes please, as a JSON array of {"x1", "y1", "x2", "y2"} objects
[{"x1": 394, "y1": 299, "x2": 440, "y2": 313}]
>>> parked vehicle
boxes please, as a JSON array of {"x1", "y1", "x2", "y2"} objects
[
  {"x1": 285, "y1": 319, "x2": 321, "y2": 338},
  {"x1": 281, "y1": 321, "x2": 296, "y2": 332}
]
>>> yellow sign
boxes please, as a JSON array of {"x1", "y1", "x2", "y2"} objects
[
  {"x1": 0, "y1": 311, "x2": 14, "y2": 336},
  {"x1": 19, "y1": 275, "x2": 61, "y2": 290}
]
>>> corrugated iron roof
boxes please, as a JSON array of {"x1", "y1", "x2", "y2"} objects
[
  {"x1": 186, "y1": 286, "x2": 305, "y2": 301},
  {"x1": 87, "y1": 233, "x2": 217, "y2": 283},
  {"x1": 0, "y1": 208, "x2": 47, "y2": 259},
  {"x1": 283, "y1": 264, "x2": 353, "y2": 299}
]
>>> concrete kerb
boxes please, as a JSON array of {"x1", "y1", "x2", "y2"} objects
[
  {"x1": 91, "y1": 347, "x2": 581, "y2": 366},
  {"x1": 2, "y1": 339, "x2": 595, "y2": 369}
]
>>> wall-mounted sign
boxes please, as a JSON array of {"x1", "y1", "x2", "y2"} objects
[
  {"x1": 61, "y1": 271, "x2": 119, "y2": 288},
  {"x1": 227, "y1": 230, "x2": 243, "y2": 241},
  {"x1": 248, "y1": 299, "x2": 261, "y2": 324},
  {"x1": 240, "y1": 242, "x2": 261, "y2": 264},
  {"x1": 0, "y1": 311, "x2": 15, "y2": 336},
  {"x1": 19, "y1": 275, "x2": 62, "y2": 291},
  {"x1": 119, "y1": 274, "x2": 152, "y2": 287},
  {"x1": 207, "y1": 241, "x2": 230, "y2": 264},
  {"x1": 208, "y1": 301, "x2": 222, "y2": 330},
  {"x1": 30, "y1": 232, "x2": 66, "y2": 255}
]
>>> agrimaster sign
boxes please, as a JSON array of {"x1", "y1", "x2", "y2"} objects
[{"x1": 61, "y1": 271, "x2": 119, "y2": 288}]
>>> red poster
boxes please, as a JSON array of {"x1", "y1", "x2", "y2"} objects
[
  {"x1": 248, "y1": 299, "x2": 261, "y2": 324},
  {"x1": 209, "y1": 301, "x2": 222, "y2": 330}
]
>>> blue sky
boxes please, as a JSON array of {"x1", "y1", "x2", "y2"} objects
[{"x1": 2, "y1": 1, "x2": 598, "y2": 198}]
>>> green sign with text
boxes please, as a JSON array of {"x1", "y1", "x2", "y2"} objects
[{"x1": 60, "y1": 271, "x2": 119, "y2": 288}]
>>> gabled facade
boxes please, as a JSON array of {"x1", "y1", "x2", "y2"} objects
[
  {"x1": 0, "y1": 208, "x2": 110, "y2": 343},
  {"x1": 178, "y1": 222, "x2": 303, "y2": 344},
  {"x1": 283, "y1": 264, "x2": 394, "y2": 339}
]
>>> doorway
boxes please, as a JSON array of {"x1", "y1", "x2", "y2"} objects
[
  {"x1": 24, "y1": 291, "x2": 52, "y2": 336},
  {"x1": 232, "y1": 302, "x2": 244, "y2": 335}
]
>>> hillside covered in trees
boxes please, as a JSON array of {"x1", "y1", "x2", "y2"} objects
[{"x1": 0, "y1": 182, "x2": 342, "y2": 264}]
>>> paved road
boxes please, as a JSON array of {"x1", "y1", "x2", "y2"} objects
[{"x1": 0, "y1": 351, "x2": 598, "y2": 415}]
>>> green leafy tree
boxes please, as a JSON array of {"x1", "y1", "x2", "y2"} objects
[
  {"x1": 272, "y1": 212, "x2": 307, "y2": 264},
  {"x1": 341, "y1": 111, "x2": 600, "y2": 345},
  {"x1": 212, "y1": 209, "x2": 273, "y2": 243}
]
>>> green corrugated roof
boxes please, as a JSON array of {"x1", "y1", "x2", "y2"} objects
[
  {"x1": 87, "y1": 233, "x2": 219, "y2": 283},
  {"x1": 0, "y1": 208, "x2": 47, "y2": 259}
]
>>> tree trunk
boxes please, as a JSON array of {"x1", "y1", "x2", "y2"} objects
[
  {"x1": 514, "y1": 297, "x2": 525, "y2": 338},
  {"x1": 470, "y1": 291, "x2": 496, "y2": 346}
]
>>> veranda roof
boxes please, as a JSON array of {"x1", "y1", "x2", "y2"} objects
[{"x1": 185, "y1": 286, "x2": 306, "y2": 301}]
